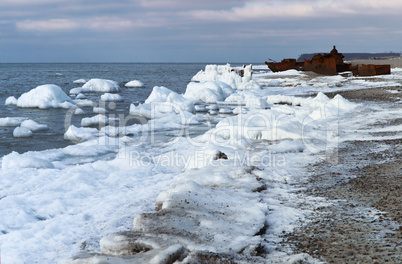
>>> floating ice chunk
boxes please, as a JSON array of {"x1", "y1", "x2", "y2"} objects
[
  {"x1": 81, "y1": 114, "x2": 113, "y2": 127},
  {"x1": 2, "y1": 151, "x2": 54, "y2": 170},
  {"x1": 194, "y1": 105, "x2": 208, "y2": 112},
  {"x1": 73, "y1": 79, "x2": 87, "y2": 84},
  {"x1": 20, "y1": 120, "x2": 48, "y2": 131},
  {"x1": 13, "y1": 126, "x2": 33, "y2": 138},
  {"x1": 0, "y1": 117, "x2": 28, "y2": 127},
  {"x1": 125, "y1": 80, "x2": 144, "y2": 88},
  {"x1": 5, "y1": 96, "x2": 17, "y2": 105},
  {"x1": 74, "y1": 108, "x2": 86, "y2": 115},
  {"x1": 75, "y1": 93, "x2": 86, "y2": 99},
  {"x1": 69, "y1": 87, "x2": 83, "y2": 95},
  {"x1": 100, "y1": 93, "x2": 123, "y2": 102},
  {"x1": 209, "y1": 109, "x2": 218, "y2": 115},
  {"x1": 93, "y1": 107, "x2": 108, "y2": 114},
  {"x1": 16, "y1": 84, "x2": 73, "y2": 109},
  {"x1": 75, "y1": 99, "x2": 95, "y2": 107},
  {"x1": 219, "y1": 108, "x2": 232, "y2": 114},
  {"x1": 64, "y1": 125, "x2": 99, "y2": 142},
  {"x1": 82, "y1": 78, "x2": 120, "y2": 93}
]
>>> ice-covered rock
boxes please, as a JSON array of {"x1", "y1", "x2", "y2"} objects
[
  {"x1": 130, "y1": 86, "x2": 195, "y2": 119},
  {"x1": 93, "y1": 107, "x2": 108, "y2": 114},
  {"x1": 191, "y1": 64, "x2": 261, "y2": 90},
  {"x1": 16, "y1": 84, "x2": 74, "y2": 109},
  {"x1": 75, "y1": 93, "x2": 86, "y2": 99},
  {"x1": 81, "y1": 114, "x2": 116, "y2": 127},
  {"x1": 184, "y1": 81, "x2": 234, "y2": 103},
  {"x1": 20, "y1": 120, "x2": 48, "y2": 131},
  {"x1": 13, "y1": 126, "x2": 33, "y2": 138},
  {"x1": 100, "y1": 93, "x2": 123, "y2": 102},
  {"x1": 74, "y1": 107, "x2": 86, "y2": 115},
  {"x1": 64, "y1": 125, "x2": 99, "y2": 142},
  {"x1": 5, "y1": 96, "x2": 17, "y2": 105},
  {"x1": 75, "y1": 99, "x2": 95, "y2": 107},
  {"x1": 125, "y1": 80, "x2": 144, "y2": 88},
  {"x1": 82, "y1": 79, "x2": 120, "y2": 93},
  {"x1": 70, "y1": 79, "x2": 120, "y2": 94},
  {"x1": 73, "y1": 79, "x2": 87, "y2": 84}
]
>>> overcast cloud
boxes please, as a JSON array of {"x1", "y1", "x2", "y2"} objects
[{"x1": 0, "y1": 0, "x2": 401, "y2": 62}]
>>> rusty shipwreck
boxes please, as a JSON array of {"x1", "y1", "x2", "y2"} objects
[{"x1": 265, "y1": 46, "x2": 391, "y2": 77}]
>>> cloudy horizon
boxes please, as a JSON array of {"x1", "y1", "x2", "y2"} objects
[{"x1": 1, "y1": 0, "x2": 401, "y2": 63}]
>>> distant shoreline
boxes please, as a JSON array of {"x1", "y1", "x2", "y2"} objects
[{"x1": 349, "y1": 56, "x2": 402, "y2": 68}]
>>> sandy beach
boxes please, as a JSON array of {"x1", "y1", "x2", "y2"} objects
[
  {"x1": 284, "y1": 86, "x2": 402, "y2": 263},
  {"x1": 349, "y1": 57, "x2": 402, "y2": 68}
]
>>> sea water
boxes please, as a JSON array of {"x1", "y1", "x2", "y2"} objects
[{"x1": 0, "y1": 63, "x2": 209, "y2": 157}]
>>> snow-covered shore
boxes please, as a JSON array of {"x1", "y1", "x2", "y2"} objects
[{"x1": 1, "y1": 64, "x2": 402, "y2": 263}]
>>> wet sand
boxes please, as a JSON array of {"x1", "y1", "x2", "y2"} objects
[{"x1": 284, "y1": 87, "x2": 402, "y2": 263}]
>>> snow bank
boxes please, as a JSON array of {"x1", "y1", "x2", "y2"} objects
[
  {"x1": 184, "y1": 81, "x2": 234, "y2": 103},
  {"x1": 125, "y1": 80, "x2": 144, "y2": 88},
  {"x1": 100, "y1": 93, "x2": 123, "y2": 102},
  {"x1": 191, "y1": 64, "x2": 261, "y2": 90},
  {"x1": 200, "y1": 93, "x2": 357, "y2": 149},
  {"x1": 16, "y1": 84, "x2": 74, "y2": 109},
  {"x1": 2, "y1": 151, "x2": 54, "y2": 170},
  {"x1": 130, "y1": 86, "x2": 195, "y2": 119}
]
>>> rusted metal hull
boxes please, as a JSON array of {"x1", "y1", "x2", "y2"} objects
[
  {"x1": 266, "y1": 46, "x2": 391, "y2": 77},
  {"x1": 265, "y1": 59, "x2": 303, "y2": 72}
]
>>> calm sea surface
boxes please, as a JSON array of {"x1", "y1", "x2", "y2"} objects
[{"x1": 0, "y1": 63, "x2": 212, "y2": 157}]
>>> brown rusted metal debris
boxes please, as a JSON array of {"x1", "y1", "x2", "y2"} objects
[{"x1": 265, "y1": 46, "x2": 391, "y2": 76}]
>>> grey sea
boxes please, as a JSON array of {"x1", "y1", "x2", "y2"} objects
[{"x1": 0, "y1": 63, "x2": 212, "y2": 157}]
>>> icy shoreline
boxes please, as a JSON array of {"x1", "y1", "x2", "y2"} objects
[{"x1": 1, "y1": 65, "x2": 402, "y2": 263}]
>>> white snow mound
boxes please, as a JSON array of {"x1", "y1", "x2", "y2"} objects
[{"x1": 16, "y1": 84, "x2": 73, "y2": 109}]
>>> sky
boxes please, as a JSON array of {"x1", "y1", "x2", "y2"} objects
[{"x1": 0, "y1": 0, "x2": 401, "y2": 63}]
